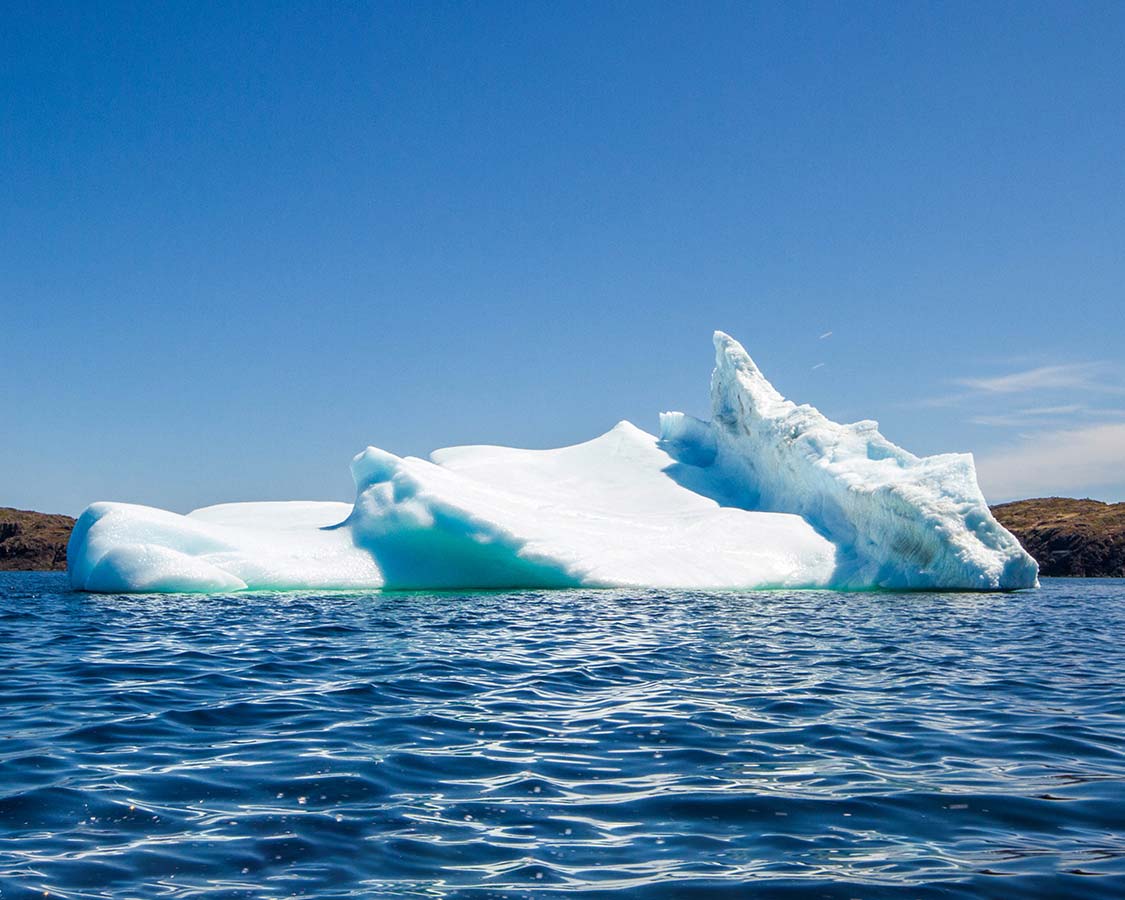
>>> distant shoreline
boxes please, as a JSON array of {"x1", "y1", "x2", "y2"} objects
[
  {"x1": 989, "y1": 498, "x2": 1125, "y2": 578},
  {"x1": 4, "y1": 499, "x2": 1123, "y2": 578},
  {"x1": 0, "y1": 507, "x2": 73, "y2": 572}
]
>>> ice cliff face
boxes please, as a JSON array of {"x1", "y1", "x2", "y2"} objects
[
  {"x1": 68, "y1": 332, "x2": 1038, "y2": 593},
  {"x1": 661, "y1": 333, "x2": 1038, "y2": 590}
]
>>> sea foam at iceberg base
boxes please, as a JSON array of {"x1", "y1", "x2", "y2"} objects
[{"x1": 69, "y1": 333, "x2": 1039, "y2": 593}]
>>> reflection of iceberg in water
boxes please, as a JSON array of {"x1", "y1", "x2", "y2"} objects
[{"x1": 69, "y1": 333, "x2": 1038, "y2": 593}]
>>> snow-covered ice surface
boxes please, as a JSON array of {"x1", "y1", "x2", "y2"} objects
[
  {"x1": 68, "y1": 501, "x2": 381, "y2": 593},
  {"x1": 68, "y1": 333, "x2": 1038, "y2": 593},
  {"x1": 346, "y1": 422, "x2": 835, "y2": 590}
]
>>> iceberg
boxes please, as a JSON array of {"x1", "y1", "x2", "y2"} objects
[{"x1": 68, "y1": 332, "x2": 1038, "y2": 593}]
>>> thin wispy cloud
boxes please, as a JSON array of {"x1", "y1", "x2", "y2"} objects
[
  {"x1": 956, "y1": 362, "x2": 1111, "y2": 394},
  {"x1": 818, "y1": 331, "x2": 833, "y2": 340},
  {"x1": 971, "y1": 406, "x2": 1125, "y2": 428},
  {"x1": 975, "y1": 422, "x2": 1125, "y2": 502},
  {"x1": 968, "y1": 404, "x2": 1087, "y2": 427},
  {"x1": 913, "y1": 360, "x2": 1124, "y2": 410}
]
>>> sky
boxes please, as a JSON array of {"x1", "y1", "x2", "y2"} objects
[{"x1": 3, "y1": 1, "x2": 1123, "y2": 516}]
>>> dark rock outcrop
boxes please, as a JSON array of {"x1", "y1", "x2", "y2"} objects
[
  {"x1": 0, "y1": 508, "x2": 75, "y2": 571},
  {"x1": 990, "y1": 498, "x2": 1125, "y2": 578}
]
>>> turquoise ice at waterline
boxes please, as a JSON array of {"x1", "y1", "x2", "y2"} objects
[{"x1": 68, "y1": 333, "x2": 1038, "y2": 593}]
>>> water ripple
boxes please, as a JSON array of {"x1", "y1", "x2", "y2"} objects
[{"x1": 1, "y1": 574, "x2": 1124, "y2": 898}]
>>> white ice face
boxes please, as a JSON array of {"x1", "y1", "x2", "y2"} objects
[
  {"x1": 346, "y1": 421, "x2": 836, "y2": 590},
  {"x1": 68, "y1": 333, "x2": 1037, "y2": 593},
  {"x1": 68, "y1": 501, "x2": 382, "y2": 593},
  {"x1": 696, "y1": 332, "x2": 1038, "y2": 590}
]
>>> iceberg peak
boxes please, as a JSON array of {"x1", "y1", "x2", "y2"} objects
[
  {"x1": 712, "y1": 329, "x2": 787, "y2": 419},
  {"x1": 695, "y1": 332, "x2": 1037, "y2": 590}
]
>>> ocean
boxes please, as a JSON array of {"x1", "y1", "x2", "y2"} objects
[{"x1": 1, "y1": 573, "x2": 1123, "y2": 899}]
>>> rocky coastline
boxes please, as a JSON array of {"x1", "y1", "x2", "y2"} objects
[
  {"x1": 989, "y1": 497, "x2": 1125, "y2": 578},
  {"x1": 0, "y1": 508, "x2": 75, "y2": 571}
]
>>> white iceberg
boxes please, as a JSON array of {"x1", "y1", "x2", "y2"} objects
[{"x1": 68, "y1": 332, "x2": 1038, "y2": 593}]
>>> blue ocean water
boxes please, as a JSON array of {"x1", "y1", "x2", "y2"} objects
[{"x1": 1, "y1": 574, "x2": 1123, "y2": 899}]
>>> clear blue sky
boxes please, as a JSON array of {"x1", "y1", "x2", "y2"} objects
[{"x1": 4, "y1": 1, "x2": 1123, "y2": 515}]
